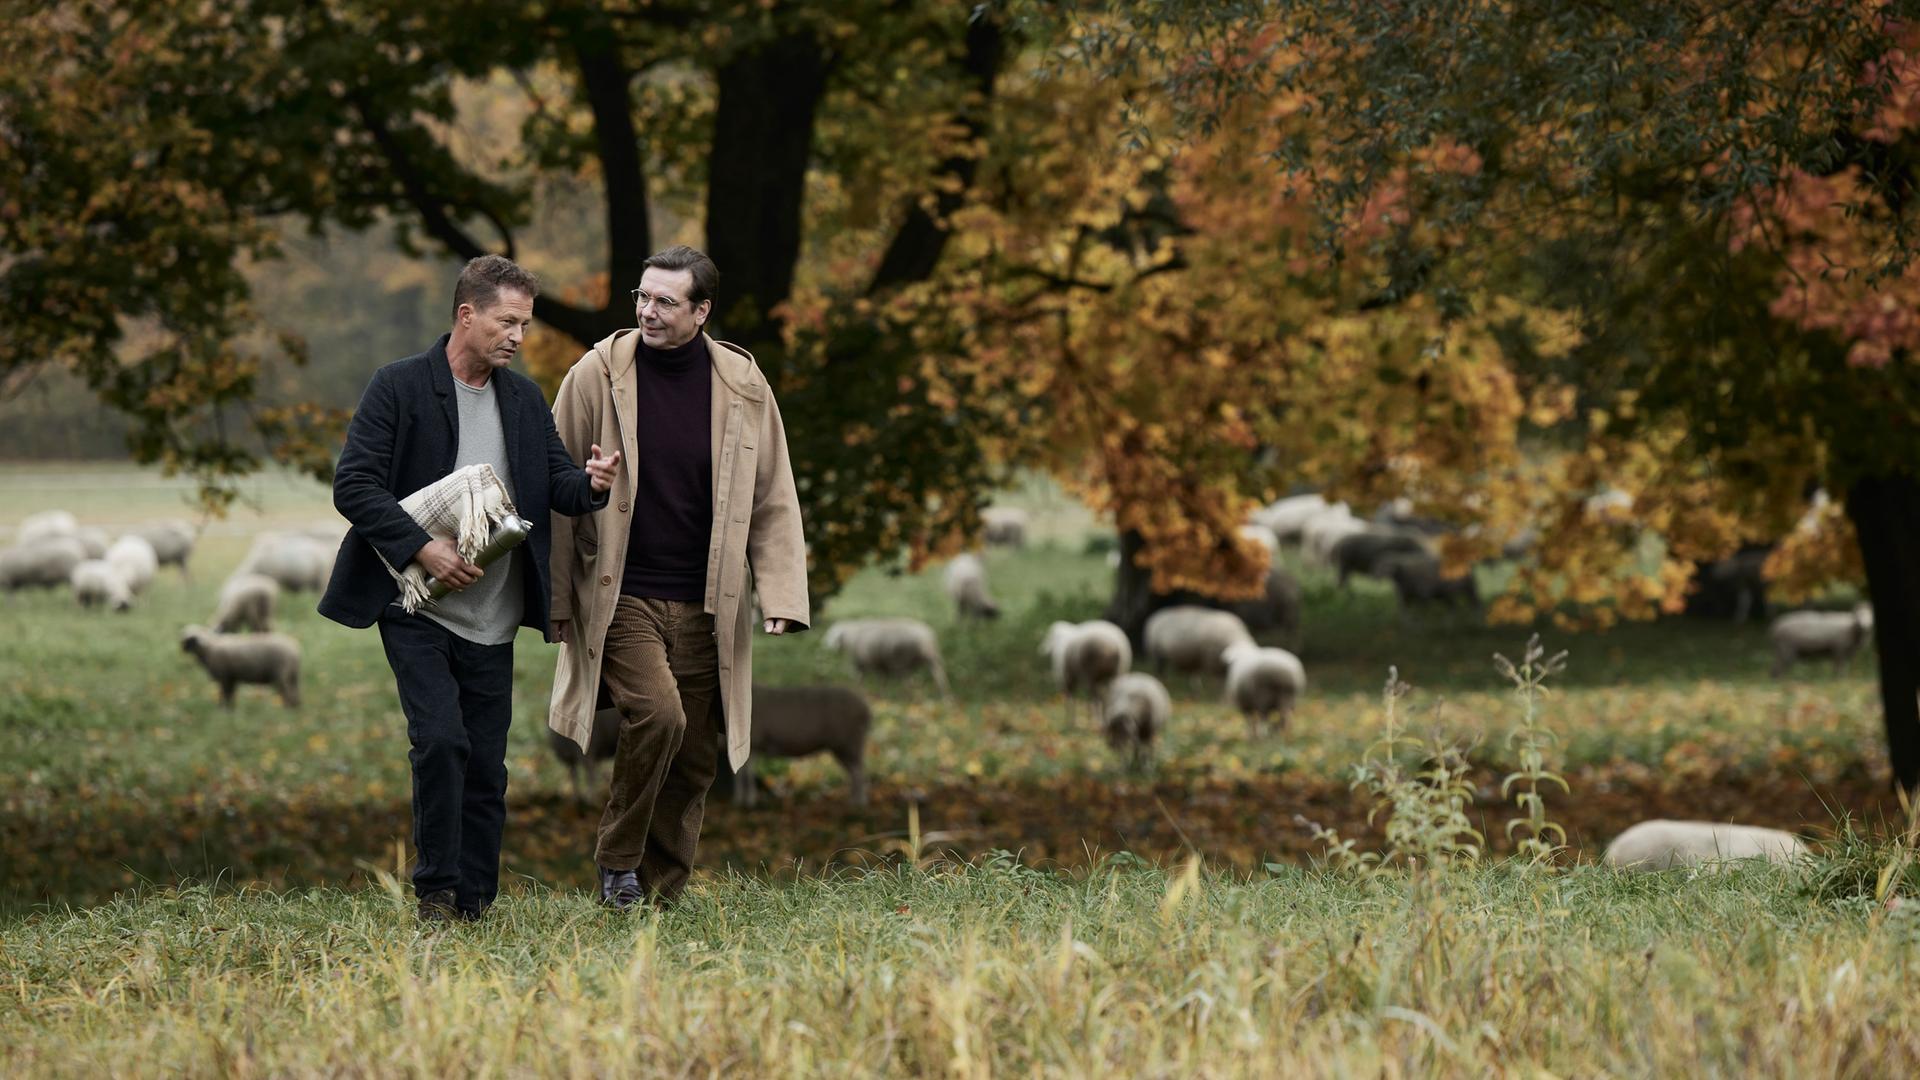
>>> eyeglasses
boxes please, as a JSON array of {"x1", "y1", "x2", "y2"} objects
[{"x1": 631, "y1": 287, "x2": 686, "y2": 312}]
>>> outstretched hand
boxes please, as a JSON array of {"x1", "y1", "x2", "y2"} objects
[{"x1": 585, "y1": 443, "x2": 622, "y2": 492}]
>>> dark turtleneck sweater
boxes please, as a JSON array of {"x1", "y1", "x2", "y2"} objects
[{"x1": 620, "y1": 334, "x2": 712, "y2": 602}]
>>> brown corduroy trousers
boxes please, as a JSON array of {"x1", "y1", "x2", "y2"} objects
[{"x1": 594, "y1": 595, "x2": 721, "y2": 903}]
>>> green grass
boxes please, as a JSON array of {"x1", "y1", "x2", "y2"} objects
[
  {"x1": 4, "y1": 860, "x2": 1919, "y2": 1074},
  {"x1": 1, "y1": 464, "x2": 1912, "y2": 1074},
  {"x1": 0, "y1": 465, "x2": 1894, "y2": 913}
]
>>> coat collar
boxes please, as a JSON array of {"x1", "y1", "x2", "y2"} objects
[
  {"x1": 426, "y1": 332, "x2": 522, "y2": 465},
  {"x1": 593, "y1": 329, "x2": 766, "y2": 402}
]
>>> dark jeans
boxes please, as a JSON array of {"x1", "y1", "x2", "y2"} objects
[
  {"x1": 378, "y1": 612, "x2": 516, "y2": 912},
  {"x1": 596, "y1": 596, "x2": 720, "y2": 903}
]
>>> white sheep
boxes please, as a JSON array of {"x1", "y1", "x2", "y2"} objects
[
  {"x1": 241, "y1": 531, "x2": 334, "y2": 593},
  {"x1": 1236, "y1": 523, "x2": 1279, "y2": 566},
  {"x1": 1103, "y1": 672, "x2": 1171, "y2": 771},
  {"x1": 74, "y1": 527, "x2": 111, "y2": 560},
  {"x1": 1302, "y1": 505, "x2": 1369, "y2": 567},
  {"x1": 1221, "y1": 641, "x2": 1306, "y2": 738},
  {"x1": 823, "y1": 617, "x2": 951, "y2": 697},
  {"x1": 1250, "y1": 494, "x2": 1332, "y2": 544},
  {"x1": 944, "y1": 553, "x2": 1000, "y2": 620},
  {"x1": 1040, "y1": 619, "x2": 1133, "y2": 723},
  {"x1": 16, "y1": 510, "x2": 78, "y2": 546},
  {"x1": 133, "y1": 520, "x2": 196, "y2": 578},
  {"x1": 212, "y1": 572, "x2": 280, "y2": 633},
  {"x1": 1769, "y1": 604, "x2": 1873, "y2": 676},
  {"x1": 70, "y1": 559, "x2": 133, "y2": 612},
  {"x1": 1143, "y1": 605, "x2": 1254, "y2": 678},
  {"x1": 105, "y1": 535, "x2": 159, "y2": 595},
  {"x1": 981, "y1": 506, "x2": 1029, "y2": 548},
  {"x1": 180, "y1": 625, "x2": 302, "y2": 708},
  {"x1": 1603, "y1": 820, "x2": 1807, "y2": 871},
  {"x1": 0, "y1": 537, "x2": 89, "y2": 591}
]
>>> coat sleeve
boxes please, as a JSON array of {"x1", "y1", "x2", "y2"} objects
[
  {"x1": 544, "y1": 377, "x2": 608, "y2": 518},
  {"x1": 745, "y1": 385, "x2": 811, "y2": 631},
  {"x1": 333, "y1": 366, "x2": 433, "y2": 570},
  {"x1": 547, "y1": 361, "x2": 599, "y2": 626}
]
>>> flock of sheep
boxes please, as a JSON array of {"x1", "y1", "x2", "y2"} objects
[
  {"x1": 0, "y1": 509, "x2": 337, "y2": 709},
  {"x1": 1, "y1": 493, "x2": 1875, "y2": 871}
]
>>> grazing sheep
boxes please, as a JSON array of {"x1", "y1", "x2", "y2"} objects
[
  {"x1": 823, "y1": 618, "x2": 951, "y2": 696},
  {"x1": 241, "y1": 531, "x2": 333, "y2": 593},
  {"x1": 1383, "y1": 552, "x2": 1480, "y2": 614},
  {"x1": 944, "y1": 553, "x2": 1001, "y2": 620},
  {"x1": 1250, "y1": 494, "x2": 1332, "y2": 544},
  {"x1": 16, "y1": 510, "x2": 78, "y2": 546},
  {"x1": 1103, "y1": 672, "x2": 1171, "y2": 771},
  {"x1": 133, "y1": 520, "x2": 196, "y2": 578},
  {"x1": 212, "y1": 572, "x2": 279, "y2": 633},
  {"x1": 735, "y1": 685, "x2": 873, "y2": 808},
  {"x1": 1236, "y1": 523, "x2": 1279, "y2": 565},
  {"x1": 1228, "y1": 562, "x2": 1304, "y2": 645},
  {"x1": 981, "y1": 506, "x2": 1029, "y2": 548},
  {"x1": 74, "y1": 527, "x2": 111, "y2": 560},
  {"x1": 1143, "y1": 605, "x2": 1254, "y2": 678},
  {"x1": 179, "y1": 624, "x2": 302, "y2": 708},
  {"x1": 0, "y1": 537, "x2": 89, "y2": 591},
  {"x1": 1302, "y1": 506, "x2": 1369, "y2": 567},
  {"x1": 70, "y1": 560, "x2": 133, "y2": 612},
  {"x1": 1330, "y1": 529, "x2": 1431, "y2": 587},
  {"x1": 105, "y1": 535, "x2": 159, "y2": 595},
  {"x1": 1370, "y1": 497, "x2": 1453, "y2": 537},
  {"x1": 1221, "y1": 641, "x2": 1306, "y2": 738},
  {"x1": 1769, "y1": 604, "x2": 1874, "y2": 677},
  {"x1": 1041, "y1": 620, "x2": 1133, "y2": 723},
  {"x1": 1685, "y1": 545, "x2": 1773, "y2": 623},
  {"x1": 1603, "y1": 820, "x2": 1807, "y2": 871},
  {"x1": 548, "y1": 706, "x2": 621, "y2": 804}
]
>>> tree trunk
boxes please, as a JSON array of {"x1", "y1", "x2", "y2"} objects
[
  {"x1": 1104, "y1": 529, "x2": 1158, "y2": 648},
  {"x1": 1845, "y1": 472, "x2": 1920, "y2": 794},
  {"x1": 704, "y1": 33, "x2": 831, "y2": 357}
]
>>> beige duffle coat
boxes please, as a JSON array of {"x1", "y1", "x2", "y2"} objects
[{"x1": 545, "y1": 329, "x2": 810, "y2": 771}]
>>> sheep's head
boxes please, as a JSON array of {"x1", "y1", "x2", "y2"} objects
[
  {"x1": 822, "y1": 624, "x2": 847, "y2": 652},
  {"x1": 180, "y1": 625, "x2": 210, "y2": 655},
  {"x1": 1856, "y1": 603, "x2": 1876, "y2": 633}
]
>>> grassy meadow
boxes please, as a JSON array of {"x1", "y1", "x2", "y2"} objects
[{"x1": 3, "y1": 462, "x2": 1914, "y2": 1074}]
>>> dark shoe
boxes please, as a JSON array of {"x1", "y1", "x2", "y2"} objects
[
  {"x1": 417, "y1": 889, "x2": 460, "y2": 923},
  {"x1": 598, "y1": 865, "x2": 644, "y2": 911},
  {"x1": 457, "y1": 902, "x2": 490, "y2": 924}
]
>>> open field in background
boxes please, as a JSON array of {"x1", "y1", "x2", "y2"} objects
[
  {"x1": 0, "y1": 464, "x2": 1895, "y2": 917},
  {"x1": 2, "y1": 463, "x2": 1911, "y2": 1075}
]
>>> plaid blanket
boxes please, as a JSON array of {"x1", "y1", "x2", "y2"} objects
[{"x1": 377, "y1": 463, "x2": 518, "y2": 613}]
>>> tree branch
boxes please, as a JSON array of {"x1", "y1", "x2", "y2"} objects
[{"x1": 866, "y1": 12, "x2": 1006, "y2": 294}]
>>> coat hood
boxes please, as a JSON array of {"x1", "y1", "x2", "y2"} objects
[{"x1": 587, "y1": 329, "x2": 766, "y2": 402}]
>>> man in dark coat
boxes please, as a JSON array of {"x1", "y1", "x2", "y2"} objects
[{"x1": 320, "y1": 255, "x2": 620, "y2": 922}]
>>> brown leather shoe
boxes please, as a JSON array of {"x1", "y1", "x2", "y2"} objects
[{"x1": 598, "y1": 866, "x2": 644, "y2": 911}]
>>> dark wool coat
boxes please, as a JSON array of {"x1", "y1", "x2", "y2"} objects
[{"x1": 319, "y1": 334, "x2": 606, "y2": 632}]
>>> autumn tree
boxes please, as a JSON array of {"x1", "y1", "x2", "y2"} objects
[
  {"x1": 1034, "y1": 0, "x2": 1920, "y2": 789},
  {"x1": 1, "y1": 0, "x2": 1011, "y2": 581}
]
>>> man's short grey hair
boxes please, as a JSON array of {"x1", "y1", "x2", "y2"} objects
[
  {"x1": 641, "y1": 245, "x2": 719, "y2": 307},
  {"x1": 452, "y1": 255, "x2": 539, "y2": 321}
]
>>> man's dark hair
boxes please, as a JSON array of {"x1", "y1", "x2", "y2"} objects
[
  {"x1": 640, "y1": 245, "x2": 719, "y2": 307},
  {"x1": 451, "y1": 255, "x2": 539, "y2": 321}
]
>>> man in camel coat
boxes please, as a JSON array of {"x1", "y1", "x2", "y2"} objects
[{"x1": 546, "y1": 244, "x2": 809, "y2": 909}]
